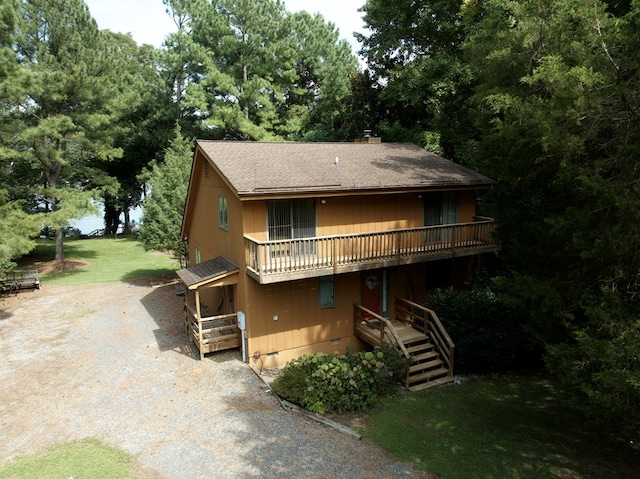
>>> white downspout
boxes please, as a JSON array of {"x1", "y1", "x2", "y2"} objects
[{"x1": 237, "y1": 311, "x2": 247, "y2": 362}]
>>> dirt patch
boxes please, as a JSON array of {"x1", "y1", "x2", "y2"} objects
[{"x1": 15, "y1": 258, "x2": 88, "y2": 275}]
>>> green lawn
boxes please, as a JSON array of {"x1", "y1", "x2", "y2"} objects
[
  {"x1": 23, "y1": 236, "x2": 179, "y2": 285},
  {"x1": 364, "y1": 375, "x2": 639, "y2": 479},
  {"x1": 0, "y1": 439, "x2": 158, "y2": 479}
]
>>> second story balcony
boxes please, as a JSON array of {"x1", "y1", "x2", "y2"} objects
[{"x1": 244, "y1": 218, "x2": 499, "y2": 284}]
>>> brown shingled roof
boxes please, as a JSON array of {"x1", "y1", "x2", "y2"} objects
[
  {"x1": 176, "y1": 256, "x2": 238, "y2": 290},
  {"x1": 196, "y1": 141, "x2": 495, "y2": 196}
]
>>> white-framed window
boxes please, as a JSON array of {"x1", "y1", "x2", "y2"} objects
[
  {"x1": 319, "y1": 276, "x2": 334, "y2": 308},
  {"x1": 195, "y1": 247, "x2": 201, "y2": 264},
  {"x1": 218, "y1": 195, "x2": 228, "y2": 230}
]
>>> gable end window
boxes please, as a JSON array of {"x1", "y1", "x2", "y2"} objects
[{"x1": 218, "y1": 196, "x2": 228, "y2": 230}]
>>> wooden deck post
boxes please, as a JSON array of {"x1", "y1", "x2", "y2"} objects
[{"x1": 195, "y1": 289, "x2": 204, "y2": 360}]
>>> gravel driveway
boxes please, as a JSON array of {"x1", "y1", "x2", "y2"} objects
[{"x1": 0, "y1": 277, "x2": 431, "y2": 478}]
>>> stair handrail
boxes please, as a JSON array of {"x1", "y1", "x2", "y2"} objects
[
  {"x1": 353, "y1": 304, "x2": 410, "y2": 358},
  {"x1": 395, "y1": 297, "x2": 455, "y2": 371}
]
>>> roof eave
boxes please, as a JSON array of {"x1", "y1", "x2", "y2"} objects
[{"x1": 235, "y1": 181, "x2": 496, "y2": 199}]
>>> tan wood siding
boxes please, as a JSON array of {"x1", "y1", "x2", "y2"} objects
[
  {"x1": 458, "y1": 190, "x2": 476, "y2": 223},
  {"x1": 317, "y1": 194, "x2": 423, "y2": 236},
  {"x1": 186, "y1": 157, "x2": 243, "y2": 264},
  {"x1": 244, "y1": 273, "x2": 359, "y2": 363},
  {"x1": 242, "y1": 201, "x2": 267, "y2": 241},
  {"x1": 242, "y1": 259, "x2": 473, "y2": 368}
]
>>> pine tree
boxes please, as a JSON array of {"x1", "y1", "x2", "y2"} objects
[
  {"x1": 2, "y1": 0, "x2": 123, "y2": 261},
  {"x1": 139, "y1": 126, "x2": 193, "y2": 263},
  {"x1": 162, "y1": 0, "x2": 357, "y2": 140}
]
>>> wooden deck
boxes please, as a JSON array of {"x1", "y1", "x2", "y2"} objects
[
  {"x1": 354, "y1": 300, "x2": 455, "y2": 391},
  {"x1": 245, "y1": 219, "x2": 499, "y2": 284}
]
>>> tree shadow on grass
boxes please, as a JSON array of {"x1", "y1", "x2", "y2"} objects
[
  {"x1": 376, "y1": 376, "x2": 639, "y2": 479},
  {"x1": 121, "y1": 268, "x2": 178, "y2": 282},
  {"x1": 63, "y1": 243, "x2": 99, "y2": 261}
]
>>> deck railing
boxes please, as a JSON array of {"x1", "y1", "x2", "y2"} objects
[
  {"x1": 245, "y1": 218, "x2": 498, "y2": 283},
  {"x1": 353, "y1": 304, "x2": 410, "y2": 358}
]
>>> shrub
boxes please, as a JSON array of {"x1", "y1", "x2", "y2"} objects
[
  {"x1": 425, "y1": 285, "x2": 541, "y2": 374},
  {"x1": 271, "y1": 346, "x2": 409, "y2": 414}
]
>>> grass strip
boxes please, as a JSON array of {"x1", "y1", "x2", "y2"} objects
[
  {"x1": 25, "y1": 236, "x2": 178, "y2": 285},
  {"x1": 364, "y1": 374, "x2": 639, "y2": 479},
  {"x1": 0, "y1": 438, "x2": 159, "y2": 479}
]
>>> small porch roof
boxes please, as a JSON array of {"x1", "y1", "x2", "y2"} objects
[{"x1": 176, "y1": 256, "x2": 239, "y2": 290}]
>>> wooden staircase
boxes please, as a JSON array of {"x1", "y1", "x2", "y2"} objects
[
  {"x1": 354, "y1": 298, "x2": 455, "y2": 391},
  {"x1": 403, "y1": 333, "x2": 453, "y2": 391}
]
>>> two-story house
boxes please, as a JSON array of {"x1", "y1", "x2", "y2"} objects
[{"x1": 177, "y1": 139, "x2": 499, "y2": 390}]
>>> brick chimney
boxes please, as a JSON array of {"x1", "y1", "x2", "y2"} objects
[{"x1": 354, "y1": 129, "x2": 381, "y2": 144}]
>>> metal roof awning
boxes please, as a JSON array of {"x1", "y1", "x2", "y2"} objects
[{"x1": 176, "y1": 256, "x2": 239, "y2": 290}]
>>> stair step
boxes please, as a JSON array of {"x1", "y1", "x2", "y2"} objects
[
  {"x1": 406, "y1": 342, "x2": 435, "y2": 354},
  {"x1": 408, "y1": 375, "x2": 454, "y2": 392},
  {"x1": 401, "y1": 332, "x2": 431, "y2": 345},
  {"x1": 409, "y1": 358, "x2": 444, "y2": 374},
  {"x1": 403, "y1": 336, "x2": 432, "y2": 345},
  {"x1": 408, "y1": 366, "x2": 450, "y2": 384},
  {"x1": 411, "y1": 350, "x2": 440, "y2": 363}
]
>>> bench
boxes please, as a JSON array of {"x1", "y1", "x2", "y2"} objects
[{"x1": 1, "y1": 270, "x2": 40, "y2": 294}]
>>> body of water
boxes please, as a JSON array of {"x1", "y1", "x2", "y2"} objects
[{"x1": 70, "y1": 206, "x2": 143, "y2": 235}]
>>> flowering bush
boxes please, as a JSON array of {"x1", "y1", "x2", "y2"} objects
[{"x1": 271, "y1": 345, "x2": 409, "y2": 414}]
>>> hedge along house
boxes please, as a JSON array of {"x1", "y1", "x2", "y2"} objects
[{"x1": 178, "y1": 139, "x2": 499, "y2": 390}]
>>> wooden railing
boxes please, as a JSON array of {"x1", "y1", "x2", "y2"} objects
[
  {"x1": 245, "y1": 219, "x2": 498, "y2": 283},
  {"x1": 185, "y1": 302, "x2": 240, "y2": 360},
  {"x1": 353, "y1": 304, "x2": 410, "y2": 358},
  {"x1": 394, "y1": 297, "x2": 455, "y2": 372}
]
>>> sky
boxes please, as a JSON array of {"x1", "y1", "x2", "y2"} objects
[{"x1": 84, "y1": 0, "x2": 368, "y2": 55}]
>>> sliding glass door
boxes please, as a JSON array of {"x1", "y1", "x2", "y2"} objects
[{"x1": 267, "y1": 199, "x2": 316, "y2": 256}]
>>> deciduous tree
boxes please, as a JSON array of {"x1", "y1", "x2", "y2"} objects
[
  {"x1": 465, "y1": 0, "x2": 640, "y2": 420},
  {"x1": 357, "y1": 0, "x2": 475, "y2": 156}
]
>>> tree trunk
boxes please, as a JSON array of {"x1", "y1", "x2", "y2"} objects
[
  {"x1": 46, "y1": 158, "x2": 65, "y2": 263},
  {"x1": 55, "y1": 228, "x2": 64, "y2": 262},
  {"x1": 104, "y1": 199, "x2": 120, "y2": 235},
  {"x1": 123, "y1": 207, "x2": 132, "y2": 234}
]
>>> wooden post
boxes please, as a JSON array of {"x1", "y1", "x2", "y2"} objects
[
  {"x1": 183, "y1": 287, "x2": 189, "y2": 334},
  {"x1": 195, "y1": 289, "x2": 204, "y2": 360},
  {"x1": 332, "y1": 237, "x2": 337, "y2": 274}
]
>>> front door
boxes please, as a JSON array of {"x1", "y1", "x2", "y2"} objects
[{"x1": 361, "y1": 270, "x2": 382, "y2": 317}]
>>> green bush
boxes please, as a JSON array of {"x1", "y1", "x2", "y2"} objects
[
  {"x1": 271, "y1": 346, "x2": 409, "y2": 414},
  {"x1": 425, "y1": 285, "x2": 541, "y2": 374},
  {"x1": 372, "y1": 342, "x2": 411, "y2": 394}
]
